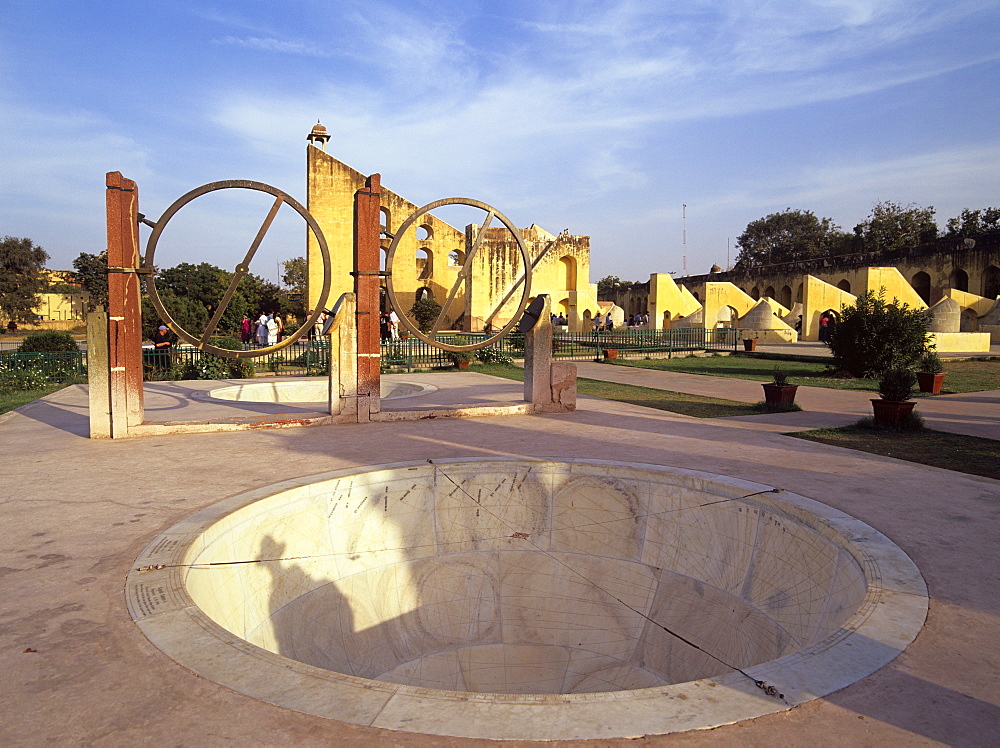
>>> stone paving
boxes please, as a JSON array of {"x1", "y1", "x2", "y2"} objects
[{"x1": 1, "y1": 368, "x2": 998, "y2": 746}]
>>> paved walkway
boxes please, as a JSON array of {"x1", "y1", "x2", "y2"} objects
[
  {"x1": 748, "y1": 340, "x2": 1000, "y2": 359},
  {"x1": 1, "y1": 371, "x2": 998, "y2": 746},
  {"x1": 574, "y1": 362, "x2": 1000, "y2": 440}
]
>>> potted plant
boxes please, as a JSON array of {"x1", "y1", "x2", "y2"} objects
[
  {"x1": 447, "y1": 350, "x2": 474, "y2": 370},
  {"x1": 742, "y1": 333, "x2": 758, "y2": 352},
  {"x1": 761, "y1": 366, "x2": 798, "y2": 406},
  {"x1": 603, "y1": 348, "x2": 619, "y2": 361},
  {"x1": 871, "y1": 367, "x2": 917, "y2": 426},
  {"x1": 916, "y1": 350, "x2": 945, "y2": 394}
]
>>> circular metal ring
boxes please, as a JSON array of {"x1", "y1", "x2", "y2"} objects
[
  {"x1": 143, "y1": 180, "x2": 332, "y2": 359},
  {"x1": 385, "y1": 198, "x2": 531, "y2": 353}
]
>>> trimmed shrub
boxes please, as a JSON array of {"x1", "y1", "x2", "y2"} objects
[
  {"x1": 918, "y1": 350, "x2": 944, "y2": 373},
  {"x1": 17, "y1": 331, "x2": 79, "y2": 353},
  {"x1": 878, "y1": 367, "x2": 917, "y2": 401},
  {"x1": 827, "y1": 290, "x2": 929, "y2": 378},
  {"x1": 0, "y1": 367, "x2": 50, "y2": 393},
  {"x1": 476, "y1": 347, "x2": 514, "y2": 365}
]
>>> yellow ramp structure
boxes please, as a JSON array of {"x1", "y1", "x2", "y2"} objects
[
  {"x1": 702, "y1": 282, "x2": 758, "y2": 331},
  {"x1": 648, "y1": 274, "x2": 701, "y2": 329},
  {"x1": 801, "y1": 276, "x2": 856, "y2": 341},
  {"x1": 864, "y1": 267, "x2": 928, "y2": 309}
]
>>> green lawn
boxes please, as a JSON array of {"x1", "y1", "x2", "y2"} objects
[
  {"x1": 613, "y1": 355, "x2": 1000, "y2": 395},
  {"x1": 476, "y1": 363, "x2": 787, "y2": 418},
  {"x1": 790, "y1": 425, "x2": 1000, "y2": 481},
  {"x1": 0, "y1": 381, "x2": 79, "y2": 416}
]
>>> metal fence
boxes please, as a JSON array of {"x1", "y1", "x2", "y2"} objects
[
  {"x1": 0, "y1": 350, "x2": 87, "y2": 381},
  {"x1": 0, "y1": 328, "x2": 739, "y2": 379},
  {"x1": 377, "y1": 327, "x2": 738, "y2": 370}
]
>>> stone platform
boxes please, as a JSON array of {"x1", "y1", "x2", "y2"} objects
[{"x1": 1, "y1": 370, "x2": 998, "y2": 745}]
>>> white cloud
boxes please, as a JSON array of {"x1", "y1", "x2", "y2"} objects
[{"x1": 212, "y1": 36, "x2": 332, "y2": 57}]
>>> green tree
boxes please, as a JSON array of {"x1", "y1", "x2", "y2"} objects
[
  {"x1": 151, "y1": 262, "x2": 286, "y2": 335},
  {"x1": 735, "y1": 209, "x2": 846, "y2": 267},
  {"x1": 944, "y1": 207, "x2": 1000, "y2": 238},
  {"x1": 71, "y1": 251, "x2": 109, "y2": 311},
  {"x1": 409, "y1": 298, "x2": 442, "y2": 333},
  {"x1": 0, "y1": 236, "x2": 49, "y2": 324},
  {"x1": 141, "y1": 291, "x2": 209, "y2": 342},
  {"x1": 827, "y1": 290, "x2": 930, "y2": 378},
  {"x1": 281, "y1": 257, "x2": 307, "y2": 295},
  {"x1": 597, "y1": 276, "x2": 640, "y2": 298},
  {"x1": 853, "y1": 201, "x2": 938, "y2": 253}
]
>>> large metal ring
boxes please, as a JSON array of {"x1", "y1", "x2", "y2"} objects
[
  {"x1": 143, "y1": 180, "x2": 331, "y2": 359},
  {"x1": 385, "y1": 198, "x2": 531, "y2": 353}
]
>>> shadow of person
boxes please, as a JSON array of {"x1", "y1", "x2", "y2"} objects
[{"x1": 258, "y1": 534, "x2": 357, "y2": 674}]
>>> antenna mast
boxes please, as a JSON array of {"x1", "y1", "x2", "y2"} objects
[{"x1": 682, "y1": 204, "x2": 687, "y2": 275}]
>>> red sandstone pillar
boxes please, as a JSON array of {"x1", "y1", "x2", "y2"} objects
[
  {"x1": 354, "y1": 174, "x2": 381, "y2": 419},
  {"x1": 106, "y1": 171, "x2": 144, "y2": 432}
]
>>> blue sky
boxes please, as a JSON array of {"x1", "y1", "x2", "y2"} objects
[{"x1": 2, "y1": 0, "x2": 998, "y2": 285}]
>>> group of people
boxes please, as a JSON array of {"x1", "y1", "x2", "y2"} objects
[
  {"x1": 379, "y1": 309, "x2": 400, "y2": 341},
  {"x1": 590, "y1": 311, "x2": 650, "y2": 332},
  {"x1": 240, "y1": 313, "x2": 285, "y2": 347}
]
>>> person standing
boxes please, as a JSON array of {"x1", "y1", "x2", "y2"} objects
[
  {"x1": 379, "y1": 311, "x2": 390, "y2": 342},
  {"x1": 266, "y1": 313, "x2": 279, "y2": 345},
  {"x1": 819, "y1": 314, "x2": 830, "y2": 342},
  {"x1": 605, "y1": 312, "x2": 614, "y2": 331},
  {"x1": 151, "y1": 324, "x2": 172, "y2": 370},
  {"x1": 274, "y1": 313, "x2": 284, "y2": 342},
  {"x1": 389, "y1": 308, "x2": 400, "y2": 340},
  {"x1": 240, "y1": 314, "x2": 251, "y2": 346},
  {"x1": 256, "y1": 312, "x2": 269, "y2": 346}
]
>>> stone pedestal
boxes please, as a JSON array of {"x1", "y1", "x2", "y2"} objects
[{"x1": 524, "y1": 295, "x2": 553, "y2": 407}]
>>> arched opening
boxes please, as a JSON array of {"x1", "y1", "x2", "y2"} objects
[
  {"x1": 379, "y1": 207, "x2": 391, "y2": 234},
  {"x1": 960, "y1": 308, "x2": 978, "y2": 332},
  {"x1": 415, "y1": 287, "x2": 433, "y2": 305},
  {"x1": 582, "y1": 309, "x2": 592, "y2": 329},
  {"x1": 448, "y1": 250, "x2": 465, "y2": 267},
  {"x1": 750, "y1": 286, "x2": 760, "y2": 300},
  {"x1": 795, "y1": 283, "x2": 803, "y2": 303},
  {"x1": 691, "y1": 291, "x2": 701, "y2": 303},
  {"x1": 417, "y1": 224, "x2": 433, "y2": 241},
  {"x1": 380, "y1": 247, "x2": 388, "y2": 272},
  {"x1": 911, "y1": 272, "x2": 931, "y2": 304},
  {"x1": 780, "y1": 285, "x2": 792, "y2": 309},
  {"x1": 662, "y1": 311, "x2": 672, "y2": 329},
  {"x1": 984, "y1": 265, "x2": 1000, "y2": 299},
  {"x1": 837, "y1": 279, "x2": 851, "y2": 293},
  {"x1": 416, "y1": 248, "x2": 432, "y2": 280},
  {"x1": 764, "y1": 286, "x2": 775, "y2": 299},
  {"x1": 716, "y1": 306, "x2": 738, "y2": 329},
  {"x1": 559, "y1": 256, "x2": 577, "y2": 290},
  {"x1": 949, "y1": 268, "x2": 969, "y2": 292},
  {"x1": 557, "y1": 298, "x2": 570, "y2": 316}
]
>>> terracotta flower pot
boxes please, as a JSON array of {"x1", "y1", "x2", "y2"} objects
[
  {"x1": 762, "y1": 383, "x2": 798, "y2": 405},
  {"x1": 743, "y1": 339, "x2": 757, "y2": 351},
  {"x1": 457, "y1": 360, "x2": 470, "y2": 370},
  {"x1": 916, "y1": 372, "x2": 945, "y2": 394},
  {"x1": 604, "y1": 349, "x2": 619, "y2": 361},
  {"x1": 871, "y1": 399, "x2": 916, "y2": 426}
]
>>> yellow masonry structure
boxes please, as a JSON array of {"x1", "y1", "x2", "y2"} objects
[{"x1": 305, "y1": 124, "x2": 598, "y2": 332}]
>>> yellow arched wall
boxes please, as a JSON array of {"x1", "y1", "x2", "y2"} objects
[{"x1": 306, "y1": 146, "x2": 596, "y2": 331}]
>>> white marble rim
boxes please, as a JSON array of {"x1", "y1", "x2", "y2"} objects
[
  {"x1": 195, "y1": 379, "x2": 438, "y2": 403},
  {"x1": 126, "y1": 458, "x2": 928, "y2": 741}
]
